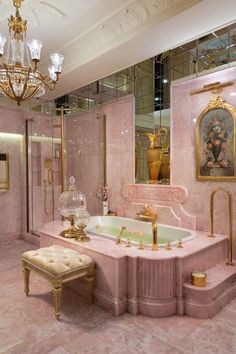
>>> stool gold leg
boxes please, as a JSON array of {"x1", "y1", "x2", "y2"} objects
[
  {"x1": 86, "y1": 274, "x2": 94, "y2": 304},
  {"x1": 22, "y1": 266, "x2": 30, "y2": 296},
  {"x1": 52, "y1": 284, "x2": 62, "y2": 320}
]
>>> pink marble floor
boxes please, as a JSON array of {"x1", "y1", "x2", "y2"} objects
[{"x1": 1, "y1": 237, "x2": 236, "y2": 354}]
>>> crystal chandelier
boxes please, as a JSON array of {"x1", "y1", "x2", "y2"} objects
[{"x1": 0, "y1": 0, "x2": 64, "y2": 105}]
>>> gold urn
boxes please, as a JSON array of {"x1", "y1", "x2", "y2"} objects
[{"x1": 144, "y1": 128, "x2": 167, "y2": 183}]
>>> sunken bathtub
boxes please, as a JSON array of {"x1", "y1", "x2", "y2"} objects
[
  {"x1": 86, "y1": 216, "x2": 197, "y2": 247},
  {"x1": 39, "y1": 219, "x2": 227, "y2": 318}
]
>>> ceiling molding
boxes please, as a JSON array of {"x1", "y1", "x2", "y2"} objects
[
  {"x1": 0, "y1": 0, "x2": 65, "y2": 26},
  {"x1": 61, "y1": 0, "x2": 201, "y2": 74}
]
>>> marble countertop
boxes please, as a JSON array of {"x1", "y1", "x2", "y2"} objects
[{"x1": 39, "y1": 220, "x2": 228, "y2": 261}]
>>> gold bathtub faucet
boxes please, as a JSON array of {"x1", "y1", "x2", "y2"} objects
[
  {"x1": 209, "y1": 187, "x2": 234, "y2": 266},
  {"x1": 152, "y1": 220, "x2": 158, "y2": 252},
  {"x1": 136, "y1": 204, "x2": 156, "y2": 222},
  {"x1": 137, "y1": 205, "x2": 158, "y2": 251},
  {"x1": 116, "y1": 226, "x2": 126, "y2": 244}
]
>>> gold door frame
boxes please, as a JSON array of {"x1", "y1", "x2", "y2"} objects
[{"x1": 0, "y1": 153, "x2": 9, "y2": 190}]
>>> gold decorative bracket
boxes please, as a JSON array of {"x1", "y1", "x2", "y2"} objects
[{"x1": 190, "y1": 81, "x2": 233, "y2": 96}]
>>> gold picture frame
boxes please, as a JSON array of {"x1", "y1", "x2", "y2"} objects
[
  {"x1": 0, "y1": 153, "x2": 9, "y2": 190},
  {"x1": 195, "y1": 95, "x2": 236, "y2": 181}
]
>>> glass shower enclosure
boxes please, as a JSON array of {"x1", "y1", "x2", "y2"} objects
[
  {"x1": 26, "y1": 113, "x2": 62, "y2": 235},
  {"x1": 26, "y1": 107, "x2": 106, "y2": 235}
]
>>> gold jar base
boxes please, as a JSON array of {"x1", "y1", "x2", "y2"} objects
[
  {"x1": 60, "y1": 226, "x2": 80, "y2": 239},
  {"x1": 191, "y1": 272, "x2": 206, "y2": 287},
  {"x1": 60, "y1": 224, "x2": 90, "y2": 242}
]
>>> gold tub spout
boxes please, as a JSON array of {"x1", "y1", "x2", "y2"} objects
[
  {"x1": 136, "y1": 205, "x2": 158, "y2": 251},
  {"x1": 209, "y1": 187, "x2": 234, "y2": 266},
  {"x1": 116, "y1": 226, "x2": 126, "y2": 244},
  {"x1": 152, "y1": 221, "x2": 158, "y2": 251}
]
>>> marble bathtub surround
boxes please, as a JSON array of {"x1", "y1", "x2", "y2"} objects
[
  {"x1": 2, "y1": 237, "x2": 236, "y2": 354},
  {"x1": 39, "y1": 221, "x2": 232, "y2": 319}
]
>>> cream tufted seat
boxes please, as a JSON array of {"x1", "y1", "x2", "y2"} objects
[{"x1": 21, "y1": 245, "x2": 95, "y2": 320}]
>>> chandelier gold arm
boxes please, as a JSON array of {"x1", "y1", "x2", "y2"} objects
[
  {"x1": 0, "y1": 63, "x2": 57, "y2": 105},
  {"x1": 0, "y1": 0, "x2": 63, "y2": 105}
]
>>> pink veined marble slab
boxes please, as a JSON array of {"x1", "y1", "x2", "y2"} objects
[
  {"x1": 123, "y1": 184, "x2": 188, "y2": 203},
  {"x1": 117, "y1": 184, "x2": 196, "y2": 230},
  {"x1": 171, "y1": 66, "x2": 236, "y2": 246}
]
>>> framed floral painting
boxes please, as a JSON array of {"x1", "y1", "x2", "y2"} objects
[{"x1": 195, "y1": 96, "x2": 236, "y2": 181}]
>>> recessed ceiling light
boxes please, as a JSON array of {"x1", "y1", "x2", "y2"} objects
[{"x1": 230, "y1": 92, "x2": 236, "y2": 96}]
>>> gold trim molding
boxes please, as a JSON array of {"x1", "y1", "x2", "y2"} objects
[{"x1": 190, "y1": 81, "x2": 233, "y2": 96}]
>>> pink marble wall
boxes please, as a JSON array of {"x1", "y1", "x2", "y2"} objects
[
  {"x1": 65, "y1": 109, "x2": 106, "y2": 215},
  {"x1": 171, "y1": 66, "x2": 236, "y2": 243},
  {"x1": 65, "y1": 96, "x2": 135, "y2": 215},
  {"x1": 105, "y1": 96, "x2": 135, "y2": 211},
  {"x1": 0, "y1": 107, "x2": 62, "y2": 237},
  {"x1": 0, "y1": 106, "x2": 24, "y2": 236}
]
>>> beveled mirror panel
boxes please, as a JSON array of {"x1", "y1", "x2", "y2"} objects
[{"x1": 135, "y1": 57, "x2": 170, "y2": 184}]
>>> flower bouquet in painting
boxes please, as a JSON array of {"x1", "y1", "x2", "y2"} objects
[{"x1": 202, "y1": 115, "x2": 231, "y2": 172}]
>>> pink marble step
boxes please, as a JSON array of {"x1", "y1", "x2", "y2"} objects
[{"x1": 183, "y1": 261, "x2": 236, "y2": 318}]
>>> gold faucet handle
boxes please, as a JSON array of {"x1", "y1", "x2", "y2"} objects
[
  {"x1": 177, "y1": 239, "x2": 184, "y2": 248},
  {"x1": 165, "y1": 242, "x2": 172, "y2": 251},
  {"x1": 125, "y1": 239, "x2": 132, "y2": 248},
  {"x1": 138, "y1": 240, "x2": 145, "y2": 250}
]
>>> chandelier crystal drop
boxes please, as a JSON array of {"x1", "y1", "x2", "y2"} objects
[{"x1": 0, "y1": 0, "x2": 64, "y2": 105}]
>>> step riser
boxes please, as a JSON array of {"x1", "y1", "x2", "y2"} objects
[
  {"x1": 184, "y1": 285, "x2": 236, "y2": 318},
  {"x1": 184, "y1": 273, "x2": 236, "y2": 302},
  {"x1": 181, "y1": 240, "x2": 227, "y2": 284}
]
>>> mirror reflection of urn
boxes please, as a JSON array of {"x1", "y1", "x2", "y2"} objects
[
  {"x1": 160, "y1": 146, "x2": 170, "y2": 182},
  {"x1": 145, "y1": 128, "x2": 167, "y2": 183}
]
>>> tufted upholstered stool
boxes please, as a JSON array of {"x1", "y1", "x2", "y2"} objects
[{"x1": 21, "y1": 245, "x2": 95, "y2": 320}]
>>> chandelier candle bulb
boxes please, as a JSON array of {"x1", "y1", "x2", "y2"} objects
[
  {"x1": 48, "y1": 65, "x2": 57, "y2": 81},
  {"x1": 50, "y1": 53, "x2": 64, "y2": 73},
  {"x1": 27, "y1": 39, "x2": 42, "y2": 62},
  {"x1": 0, "y1": 34, "x2": 6, "y2": 56}
]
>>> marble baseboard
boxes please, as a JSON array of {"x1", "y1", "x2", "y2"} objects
[
  {"x1": 127, "y1": 296, "x2": 139, "y2": 315},
  {"x1": 20, "y1": 232, "x2": 40, "y2": 247},
  {"x1": 184, "y1": 284, "x2": 236, "y2": 318},
  {"x1": 139, "y1": 298, "x2": 177, "y2": 317},
  {"x1": 0, "y1": 232, "x2": 21, "y2": 240},
  {"x1": 94, "y1": 288, "x2": 127, "y2": 316}
]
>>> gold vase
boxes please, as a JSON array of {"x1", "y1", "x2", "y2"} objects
[
  {"x1": 146, "y1": 147, "x2": 162, "y2": 181},
  {"x1": 145, "y1": 128, "x2": 167, "y2": 183},
  {"x1": 160, "y1": 146, "x2": 170, "y2": 182}
]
